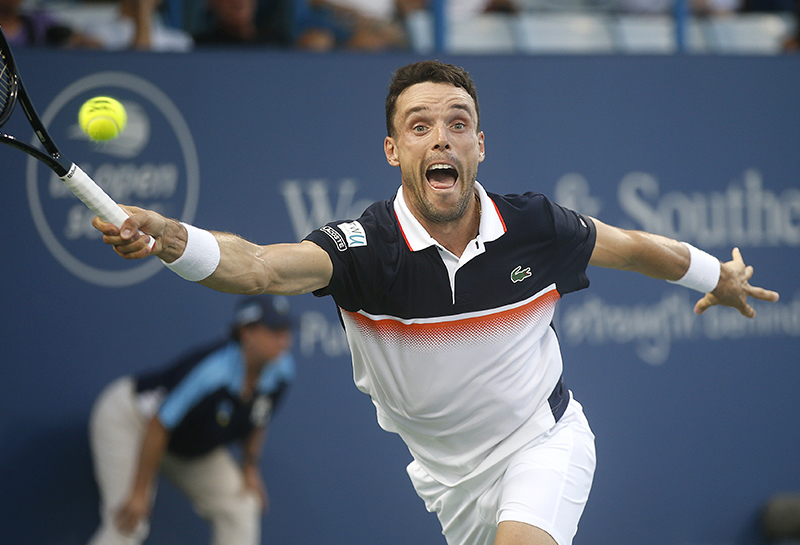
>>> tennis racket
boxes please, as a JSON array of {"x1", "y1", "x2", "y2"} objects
[{"x1": 0, "y1": 24, "x2": 153, "y2": 247}]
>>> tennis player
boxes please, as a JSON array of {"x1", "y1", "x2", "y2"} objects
[{"x1": 93, "y1": 60, "x2": 779, "y2": 545}]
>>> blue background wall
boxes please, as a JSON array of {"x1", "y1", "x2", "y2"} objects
[{"x1": 1, "y1": 51, "x2": 798, "y2": 545}]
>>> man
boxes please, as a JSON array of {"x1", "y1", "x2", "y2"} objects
[
  {"x1": 88, "y1": 295, "x2": 295, "y2": 545},
  {"x1": 93, "y1": 61, "x2": 779, "y2": 545}
]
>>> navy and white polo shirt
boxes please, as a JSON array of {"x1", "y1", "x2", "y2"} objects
[
  {"x1": 135, "y1": 340, "x2": 295, "y2": 458},
  {"x1": 305, "y1": 182, "x2": 595, "y2": 485}
]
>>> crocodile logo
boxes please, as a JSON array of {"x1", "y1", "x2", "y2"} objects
[{"x1": 511, "y1": 265, "x2": 532, "y2": 283}]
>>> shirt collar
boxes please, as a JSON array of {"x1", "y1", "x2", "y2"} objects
[{"x1": 393, "y1": 181, "x2": 507, "y2": 252}]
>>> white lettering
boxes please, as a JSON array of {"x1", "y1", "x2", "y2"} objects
[
  {"x1": 618, "y1": 169, "x2": 800, "y2": 247},
  {"x1": 64, "y1": 204, "x2": 104, "y2": 240},
  {"x1": 553, "y1": 173, "x2": 602, "y2": 217},
  {"x1": 281, "y1": 179, "x2": 374, "y2": 242},
  {"x1": 299, "y1": 311, "x2": 350, "y2": 358},
  {"x1": 48, "y1": 163, "x2": 179, "y2": 202},
  {"x1": 560, "y1": 293, "x2": 697, "y2": 365},
  {"x1": 558, "y1": 293, "x2": 800, "y2": 365},
  {"x1": 617, "y1": 172, "x2": 661, "y2": 233}
]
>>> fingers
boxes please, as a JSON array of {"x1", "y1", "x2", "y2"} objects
[
  {"x1": 115, "y1": 513, "x2": 134, "y2": 534},
  {"x1": 737, "y1": 301, "x2": 756, "y2": 319},
  {"x1": 747, "y1": 284, "x2": 780, "y2": 303},
  {"x1": 696, "y1": 293, "x2": 757, "y2": 318},
  {"x1": 114, "y1": 506, "x2": 142, "y2": 535},
  {"x1": 91, "y1": 212, "x2": 140, "y2": 243},
  {"x1": 91, "y1": 214, "x2": 120, "y2": 236},
  {"x1": 118, "y1": 215, "x2": 142, "y2": 241},
  {"x1": 693, "y1": 293, "x2": 715, "y2": 315},
  {"x1": 736, "y1": 248, "x2": 780, "y2": 307},
  {"x1": 731, "y1": 246, "x2": 745, "y2": 266},
  {"x1": 695, "y1": 246, "x2": 779, "y2": 318},
  {"x1": 92, "y1": 207, "x2": 161, "y2": 259},
  {"x1": 102, "y1": 220, "x2": 153, "y2": 260},
  {"x1": 112, "y1": 237, "x2": 153, "y2": 260}
]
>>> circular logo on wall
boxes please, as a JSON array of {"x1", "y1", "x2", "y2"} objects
[{"x1": 26, "y1": 71, "x2": 200, "y2": 287}]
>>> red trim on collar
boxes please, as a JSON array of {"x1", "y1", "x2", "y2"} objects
[
  {"x1": 395, "y1": 209, "x2": 413, "y2": 251},
  {"x1": 491, "y1": 197, "x2": 508, "y2": 233}
]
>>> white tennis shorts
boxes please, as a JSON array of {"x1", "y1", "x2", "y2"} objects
[{"x1": 407, "y1": 398, "x2": 596, "y2": 545}]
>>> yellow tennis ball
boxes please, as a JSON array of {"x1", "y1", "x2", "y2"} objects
[{"x1": 78, "y1": 96, "x2": 127, "y2": 142}]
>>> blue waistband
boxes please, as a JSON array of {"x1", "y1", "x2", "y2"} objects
[{"x1": 548, "y1": 375, "x2": 569, "y2": 422}]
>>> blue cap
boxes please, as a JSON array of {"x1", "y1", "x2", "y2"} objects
[{"x1": 232, "y1": 295, "x2": 293, "y2": 330}]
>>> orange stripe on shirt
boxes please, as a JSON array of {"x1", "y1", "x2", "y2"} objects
[{"x1": 342, "y1": 288, "x2": 560, "y2": 350}]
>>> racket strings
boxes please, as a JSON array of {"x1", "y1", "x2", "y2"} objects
[{"x1": 0, "y1": 54, "x2": 12, "y2": 121}]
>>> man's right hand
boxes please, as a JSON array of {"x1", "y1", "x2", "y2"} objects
[
  {"x1": 92, "y1": 206, "x2": 187, "y2": 262},
  {"x1": 114, "y1": 491, "x2": 151, "y2": 535}
]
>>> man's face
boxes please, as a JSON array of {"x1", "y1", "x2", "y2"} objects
[
  {"x1": 384, "y1": 82, "x2": 485, "y2": 225},
  {"x1": 241, "y1": 324, "x2": 291, "y2": 365}
]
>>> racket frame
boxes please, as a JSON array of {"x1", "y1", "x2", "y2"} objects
[
  {"x1": 0, "y1": 27, "x2": 71, "y2": 175},
  {"x1": 0, "y1": 25, "x2": 154, "y2": 247}
]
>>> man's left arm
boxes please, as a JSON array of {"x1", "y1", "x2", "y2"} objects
[{"x1": 588, "y1": 217, "x2": 780, "y2": 318}]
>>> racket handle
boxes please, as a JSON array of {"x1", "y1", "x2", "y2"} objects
[{"x1": 61, "y1": 164, "x2": 155, "y2": 250}]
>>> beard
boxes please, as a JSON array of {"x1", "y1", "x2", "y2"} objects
[{"x1": 402, "y1": 160, "x2": 477, "y2": 225}]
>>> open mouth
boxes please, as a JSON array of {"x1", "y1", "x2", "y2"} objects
[{"x1": 426, "y1": 163, "x2": 459, "y2": 190}]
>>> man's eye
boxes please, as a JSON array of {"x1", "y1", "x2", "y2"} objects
[
  {"x1": 453, "y1": 122, "x2": 465, "y2": 130},
  {"x1": 413, "y1": 125, "x2": 427, "y2": 132}
]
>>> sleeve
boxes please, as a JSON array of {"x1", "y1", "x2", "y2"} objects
[
  {"x1": 303, "y1": 201, "x2": 400, "y2": 312},
  {"x1": 547, "y1": 198, "x2": 596, "y2": 295}
]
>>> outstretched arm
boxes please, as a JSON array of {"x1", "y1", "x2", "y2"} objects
[
  {"x1": 92, "y1": 206, "x2": 333, "y2": 295},
  {"x1": 588, "y1": 217, "x2": 779, "y2": 318}
]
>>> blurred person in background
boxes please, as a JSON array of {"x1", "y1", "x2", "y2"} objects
[
  {"x1": 192, "y1": 0, "x2": 294, "y2": 46},
  {"x1": 81, "y1": 0, "x2": 193, "y2": 51},
  {"x1": 88, "y1": 294, "x2": 296, "y2": 545},
  {"x1": 294, "y1": 0, "x2": 413, "y2": 51},
  {"x1": 0, "y1": 0, "x2": 101, "y2": 47}
]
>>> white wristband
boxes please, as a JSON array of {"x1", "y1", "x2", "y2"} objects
[
  {"x1": 668, "y1": 242, "x2": 720, "y2": 293},
  {"x1": 161, "y1": 223, "x2": 220, "y2": 281}
]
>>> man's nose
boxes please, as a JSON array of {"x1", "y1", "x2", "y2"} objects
[{"x1": 432, "y1": 124, "x2": 450, "y2": 150}]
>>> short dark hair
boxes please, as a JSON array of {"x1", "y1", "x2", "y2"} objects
[{"x1": 385, "y1": 60, "x2": 480, "y2": 137}]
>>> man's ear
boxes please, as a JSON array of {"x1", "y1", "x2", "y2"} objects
[{"x1": 384, "y1": 136, "x2": 400, "y2": 167}]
